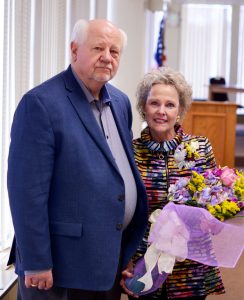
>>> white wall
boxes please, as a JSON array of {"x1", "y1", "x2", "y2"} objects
[
  {"x1": 107, "y1": 0, "x2": 148, "y2": 138},
  {"x1": 10, "y1": 0, "x2": 244, "y2": 137},
  {"x1": 105, "y1": 0, "x2": 243, "y2": 137}
]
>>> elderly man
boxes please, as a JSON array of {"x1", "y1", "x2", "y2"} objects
[{"x1": 7, "y1": 19, "x2": 148, "y2": 300}]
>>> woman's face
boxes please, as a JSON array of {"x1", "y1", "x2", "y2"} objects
[{"x1": 144, "y1": 83, "x2": 180, "y2": 142}]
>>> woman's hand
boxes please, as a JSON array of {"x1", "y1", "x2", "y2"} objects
[{"x1": 120, "y1": 260, "x2": 139, "y2": 298}]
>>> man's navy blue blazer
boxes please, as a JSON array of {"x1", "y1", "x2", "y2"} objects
[{"x1": 7, "y1": 65, "x2": 148, "y2": 291}]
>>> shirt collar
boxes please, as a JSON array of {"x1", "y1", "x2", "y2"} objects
[
  {"x1": 71, "y1": 66, "x2": 111, "y2": 104},
  {"x1": 141, "y1": 125, "x2": 184, "y2": 153}
]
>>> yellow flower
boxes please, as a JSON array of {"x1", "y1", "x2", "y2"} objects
[
  {"x1": 207, "y1": 205, "x2": 216, "y2": 215},
  {"x1": 188, "y1": 171, "x2": 205, "y2": 194},
  {"x1": 234, "y1": 170, "x2": 244, "y2": 201},
  {"x1": 215, "y1": 204, "x2": 221, "y2": 212},
  {"x1": 194, "y1": 152, "x2": 200, "y2": 159},
  {"x1": 185, "y1": 141, "x2": 200, "y2": 159},
  {"x1": 207, "y1": 200, "x2": 240, "y2": 221}
]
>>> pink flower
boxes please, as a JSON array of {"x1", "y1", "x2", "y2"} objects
[{"x1": 220, "y1": 166, "x2": 237, "y2": 187}]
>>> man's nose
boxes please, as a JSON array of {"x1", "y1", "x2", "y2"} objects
[{"x1": 100, "y1": 48, "x2": 112, "y2": 62}]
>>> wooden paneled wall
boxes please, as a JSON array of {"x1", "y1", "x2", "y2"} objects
[{"x1": 183, "y1": 101, "x2": 237, "y2": 168}]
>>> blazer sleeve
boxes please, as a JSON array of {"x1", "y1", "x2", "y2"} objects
[{"x1": 7, "y1": 92, "x2": 55, "y2": 271}]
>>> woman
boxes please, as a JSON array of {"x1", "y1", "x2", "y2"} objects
[{"x1": 126, "y1": 67, "x2": 225, "y2": 299}]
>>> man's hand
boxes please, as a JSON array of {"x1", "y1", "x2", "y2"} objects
[{"x1": 25, "y1": 270, "x2": 53, "y2": 290}]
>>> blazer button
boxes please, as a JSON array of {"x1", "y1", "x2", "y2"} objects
[
  {"x1": 118, "y1": 194, "x2": 125, "y2": 202},
  {"x1": 116, "y1": 223, "x2": 123, "y2": 231}
]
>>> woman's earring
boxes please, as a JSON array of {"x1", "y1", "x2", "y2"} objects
[{"x1": 176, "y1": 115, "x2": 180, "y2": 124}]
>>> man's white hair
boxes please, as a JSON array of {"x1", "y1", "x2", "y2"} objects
[
  {"x1": 70, "y1": 19, "x2": 89, "y2": 45},
  {"x1": 70, "y1": 19, "x2": 127, "y2": 51}
]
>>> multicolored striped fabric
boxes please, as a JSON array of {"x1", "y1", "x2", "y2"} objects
[{"x1": 133, "y1": 126, "x2": 225, "y2": 299}]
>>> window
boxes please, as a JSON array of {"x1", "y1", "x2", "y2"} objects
[
  {"x1": 237, "y1": 6, "x2": 244, "y2": 108},
  {"x1": 0, "y1": 0, "x2": 15, "y2": 251},
  {"x1": 145, "y1": 10, "x2": 165, "y2": 72},
  {"x1": 0, "y1": 0, "x2": 70, "y2": 251},
  {"x1": 146, "y1": 4, "x2": 234, "y2": 102},
  {"x1": 179, "y1": 4, "x2": 232, "y2": 100}
]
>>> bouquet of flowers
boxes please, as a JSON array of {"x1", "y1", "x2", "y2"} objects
[
  {"x1": 125, "y1": 166, "x2": 244, "y2": 296},
  {"x1": 168, "y1": 166, "x2": 244, "y2": 221}
]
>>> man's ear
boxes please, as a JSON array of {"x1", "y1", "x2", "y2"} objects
[{"x1": 70, "y1": 42, "x2": 78, "y2": 61}]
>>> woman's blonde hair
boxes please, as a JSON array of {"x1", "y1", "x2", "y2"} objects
[{"x1": 136, "y1": 67, "x2": 192, "y2": 123}]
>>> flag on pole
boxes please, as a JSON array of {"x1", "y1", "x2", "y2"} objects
[{"x1": 154, "y1": 16, "x2": 166, "y2": 67}]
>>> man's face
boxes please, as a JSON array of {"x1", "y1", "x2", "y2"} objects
[{"x1": 71, "y1": 23, "x2": 123, "y2": 90}]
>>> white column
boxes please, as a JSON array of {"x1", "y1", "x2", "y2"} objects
[
  {"x1": 229, "y1": 4, "x2": 240, "y2": 102},
  {"x1": 229, "y1": 5, "x2": 240, "y2": 84},
  {"x1": 69, "y1": 0, "x2": 91, "y2": 26},
  {"x1": 106, "y1": 0, "x2": 147, "y2": 137},
  {"x1": 95, "y1": 0, "x2": 108, "y2": 18}
]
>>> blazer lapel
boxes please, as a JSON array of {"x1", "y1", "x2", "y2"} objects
[{"x1": 62, "y1": 67, "x2": 120, "y2": 173}]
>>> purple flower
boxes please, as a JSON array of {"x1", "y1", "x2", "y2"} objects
[
  {"x1": 210, "y1": 195, "x2": 219, "y2": 205},
  {"x1": 176, "y1": 178, "x2": 188, "y2": 189},
  {"x1": 211, "y1": 185, "x2": 222, "y2": 193},
  {"x1": 200, "y1": 187, "x2": 211, "y2": 199},
  {"x1": 212, "y1": 168, "x2": 222, "y2": 177}
]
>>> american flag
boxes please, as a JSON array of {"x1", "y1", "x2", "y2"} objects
[{"x1": 154, "y1": 16, "x2": 166, "y2": 67}]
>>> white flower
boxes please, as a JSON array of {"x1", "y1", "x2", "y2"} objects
[
  {"x1": 174, "y1": 148, "x2": 186, "y2": 163},
  {"x1": 184, "y1": 161, "x2": 196, "y2": 169},
  {"x1": 174, "y1": 140, "x2": 199, "y2": 170},
  {"x1": 189, "y1": 141, "x2": 199, "y2": 152}
]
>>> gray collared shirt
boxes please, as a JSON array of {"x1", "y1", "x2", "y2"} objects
[{"x1": 71, "y1": 68, "x2": 137, "y2": 229}]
